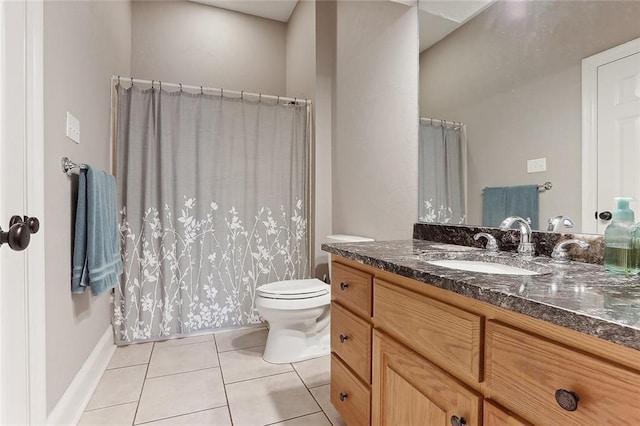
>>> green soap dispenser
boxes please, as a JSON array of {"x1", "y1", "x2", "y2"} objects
[{"x1": 604, "y1": 197, "x2": 639, "y2": 274}]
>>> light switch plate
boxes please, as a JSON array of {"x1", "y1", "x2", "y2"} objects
[
  {"x1": 66, "y1": 112, "x2": 80, "y2": 144},
  {"x1": 527, "y1": 157, "x2": 546, "y2": 173}
]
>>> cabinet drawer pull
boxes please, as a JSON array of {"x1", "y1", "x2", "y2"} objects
[
  {"x1": 340, "y1": 282, "x2": 349, "y2": 290},
  {"x1": 555, "y1": 389, "x2": 579, "y2": 411},
  {"x1": 450, "y1": 416, "x2": 466, "y2": 426},
  {"x1": 339, "y1": 392, "x2": 348, "y2": 402},
  {"x1": 339, "y1": 334, "x2": 348, "y2": 343}
]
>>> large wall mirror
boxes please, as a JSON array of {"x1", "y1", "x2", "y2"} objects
[{"x1": 417, "y1": 0, "x2": 640, "y2": 234}]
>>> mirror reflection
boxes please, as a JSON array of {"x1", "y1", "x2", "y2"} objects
[{"x1": 418, "y1": 0, "x2": 640, "y2": 233}]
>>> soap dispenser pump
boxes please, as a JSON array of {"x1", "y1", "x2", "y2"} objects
[{"x1": 604, "y1": 197, "x2": 639, "y2": 274}]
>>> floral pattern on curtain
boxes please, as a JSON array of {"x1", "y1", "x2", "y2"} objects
[
  {"x1": 113, "y1": 85, "x2": 309, "y2": 343},
  {"x1": 418, "y1": 119, "x2": 467, "y2": 224}
]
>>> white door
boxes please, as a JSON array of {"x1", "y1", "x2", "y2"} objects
[
  {"x1": 582, "y1": 38, "x2": 640, "y2": 234},
  {"x1": 0, "y1": 1, "x2": 46, "y2": 423}
]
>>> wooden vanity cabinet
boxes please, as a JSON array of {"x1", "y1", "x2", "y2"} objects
[
  {"x1": 372, "y1": 329, "x2": 481, "y2": 426},
  {"x1": 330, "y1": 261, "x2": 373, "y2": 425},
  {"x1": 329, "y1": 257, "x2": 640, "y2": 425}
]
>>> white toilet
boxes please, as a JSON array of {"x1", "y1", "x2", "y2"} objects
[{"x1": 255, "y1": 234, "x2": 374, "y2": 364}]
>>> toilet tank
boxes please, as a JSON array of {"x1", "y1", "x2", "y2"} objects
[{"x1": 326, "y1": 234, "x2": 374, "y2": 283}]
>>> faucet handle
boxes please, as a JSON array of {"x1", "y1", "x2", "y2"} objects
[
  {"x1": 474, "y1": 232, "x2": 499, "y2": 253},
  {"x1": 552, "y1": 239, "x2": 590, "y2": 263}
]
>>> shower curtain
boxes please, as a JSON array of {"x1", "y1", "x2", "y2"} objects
[
  {"x1": 418, "y1": 119, "x2": 466, "y2": 224},
  {"x1": 113, "y1": 85, "x2": 309, "y2": 343}
]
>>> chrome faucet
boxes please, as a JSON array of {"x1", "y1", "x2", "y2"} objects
[
  {"x1": 474, "y1": 232, "x2": 499, "y2": 254},
  {"x1": 499, "y1": 216, "x2": 535, "y2": 258},
  {"x1": 551, "y1": 239, "x2": 589, "y2": 263},
  {"x1": 547, "y1": 216, "x2": 575, "y2": 232}
]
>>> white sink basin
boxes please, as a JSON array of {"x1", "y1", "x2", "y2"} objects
[{"x1": 426, "y1": 259, "x2": 541, "y2": 276}]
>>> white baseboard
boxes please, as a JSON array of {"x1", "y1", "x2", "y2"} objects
[{"x1": 47, "y1": 326, "x2": 116, "y2": 426}]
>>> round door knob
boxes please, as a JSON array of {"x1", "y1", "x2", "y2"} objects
[
  {"x1": 339, "y1": 392, "x2": 348, "y2": 402},
  {"x1": 340, "y1": 282, "x2": 349, "y2": 290},
  {"x1": 598, "y1": 211, "x2": 612, "y2": 220},
  {"x1": 555, "y1": 389, "x2": 579, "y2": 411},
  {"x1": 6, "y1": 223, "x2": 31, "y2": 251},
  {"x1": 339, "y1": 334, "x2": 348, "y2": 343},
  {"x1": 450, "y1": 415, "x2": 466, "y2": 426}
]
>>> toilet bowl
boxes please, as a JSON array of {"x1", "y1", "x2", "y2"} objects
[
  {"x1": 255, "y1": 234, "x2": 374, "y2": 364},
  {"x1": 256, "y1": 278, "x2": 331, "y2": 364}
]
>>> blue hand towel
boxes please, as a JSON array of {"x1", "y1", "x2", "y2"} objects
[
  {"x1": 483, "y1": 185, "x2": 539, "y2": 229},
  {"x1": 71, "y1": 166, "x2": 123, "y2": 296}
]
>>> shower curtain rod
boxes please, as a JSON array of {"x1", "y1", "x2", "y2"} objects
[
  {"x1": 111, "y1": 76, "x2": 311, "y2": 105},
  {"x1": 420, "y1": 117, "x2": 464, "y2": 128}
]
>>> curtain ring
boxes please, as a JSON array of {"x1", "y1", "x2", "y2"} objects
[
  {"x1": 259, "y1": 93, "x2": 262, "y2": 102},
  {"x1": 221, "y1": 88, "x2": 224, "y2": 98},
  {"x1": 277, "y1": 96, "x2": 280, "y2": 104},
  {"x1": 241, "y1": 91, "x2": 244, "y2": 100},
  {"x1": 117, "y1": 75, "x2": 120, "y2": 85},
  {"x1": 131, "y1": 77, "x2": 134, "y2": 87},
  {"x1": 179, "y1": 83, "x2": 183, "y2": 92},
  {"x1": 159, "y1": 81, "x2": 162, "y2": 90},
  {"x1": 151, "y1": 80, "x2": 155, "y2": 89},
  {"x1": 294, "y1": 97, "x2": 297, "y2": 105},
  {"x1": 200, "y1": 86, "x2": 203, "y2": 94}
]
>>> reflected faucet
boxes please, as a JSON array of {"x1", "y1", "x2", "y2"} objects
[
  {"x1": 551, "y1": 239, "x2": 589, "y2": 263},
  {"x1": 547, "y1": 216, "x2": 575, "y2": 232},
  {"x1": 499, "y1": 216, "x2": 535, "y2": 258}
]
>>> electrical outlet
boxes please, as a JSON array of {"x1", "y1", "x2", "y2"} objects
[
  {"x1": 527, "y1": 157, "x2": 546, "y2": 173},
  {"x1": 66, "y1": 112, "x2": 80, "y2": 144}
]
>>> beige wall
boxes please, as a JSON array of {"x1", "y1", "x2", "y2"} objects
[
  {"x1": 314, "y1": 0, "x2": 336, "y2": 278},
  {"x1": 333, "y1": 1, "x2": 419, "y2": 240},
  {"x1": 131, "y1": 1, "x2": 286, "y2": 95},
  {"x1": 44, "y1": 1, "x2": 131, "y2": 413},
  {"x1": 286, "y1": 0, "x2": 316, "y2": 100},
  {"x1": 419, "y1": 0, "x2": 640, "y2": 230}
]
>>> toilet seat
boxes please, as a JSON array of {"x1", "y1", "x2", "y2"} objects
[{"x1": 257, "y1": 278, "x2": 329, "y2": 300}]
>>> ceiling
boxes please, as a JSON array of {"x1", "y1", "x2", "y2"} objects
[{"x1": 190, "y1": 0, "x2": 496, "y2": 51}]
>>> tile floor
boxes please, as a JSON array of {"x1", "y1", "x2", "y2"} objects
[{"x1": 79, "y1": 327, "x2": 346, "y2": 426}]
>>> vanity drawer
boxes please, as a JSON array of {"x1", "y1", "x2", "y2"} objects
[
  {"x1": 331, "y1": 354, "x2": 371, "y2": 426},
  {"x1": 486, "y1": 321, "x2": 640, "y2": 424},
  {"x1": 373, "y1": 279, "x2": 483, "y2": 383},
  {"x1": 331, "y1": 262, "x2": 373, "y2": 318},
  {"x1": 331, "y1": 302, "x2": 372, "y2": 384}
]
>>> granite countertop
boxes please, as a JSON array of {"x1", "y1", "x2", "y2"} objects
[{"x1": 322, "y1": 239, "x2": 640, "y2": 351}]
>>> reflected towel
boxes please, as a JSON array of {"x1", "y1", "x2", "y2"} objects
[
  {"x1": 71, "y1": 166, "x2": 123, "y2": 296},
  {"x1": 482, "y1": 185, "x2": 539, "y2": 229}
]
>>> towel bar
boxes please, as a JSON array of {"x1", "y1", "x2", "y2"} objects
[{"x1": 61, "y1": 156, "x2": 87, "y2": 174}]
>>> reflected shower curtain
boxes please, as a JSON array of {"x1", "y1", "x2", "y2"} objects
[
  {"x1": 418, "y1": 119, "x2": 466, "y2": 224},
  {"x1": 113, "y1": 85, "x2": 309, "y2": 343}
]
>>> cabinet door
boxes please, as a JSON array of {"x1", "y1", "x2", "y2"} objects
[
  {"x1": 372, "y1": 330, "x2": 481, "y2": 426},
  {"x1": 483, "y1": 400, "x2": 531, "y2": 426}
]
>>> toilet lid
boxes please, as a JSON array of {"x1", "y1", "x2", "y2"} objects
[{"x1": 257, "y1": 279, "x2": 329, "y2": 300}]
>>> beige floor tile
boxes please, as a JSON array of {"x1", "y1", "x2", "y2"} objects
[
  {"x1": 147, "y1": 341, "x2": 218, "y2": 378},
  {"x1": 226, "y1": 371, "x2": 319, "y2": 426},
  {"x1": 310, "y1": 385, "x2": 346, "y2": 426},
  {"x1": 135, "y1": 368, "x2": 226, "y2": 424},
  {"x1": 270, "y1": 412, "x2": 331, "y2": 426},
  {"x1": 218, "y1": 345, "x2": 292, "y2": 383},
  {"x1": 292, "y1": 355, "x2": 330, "y2": 388},
  {"x1": 138, "y1": 406, "x2": 232, "y2": 425},
  {"x1": 108, "y1": 342, "x2": 154, "y2": 369},
  {"x1": 85, "y1": 365, "x2": 147, "y2": 410},
  {"x1": 79, "y1": 402, "x2": 138, "y2": 425},
  {"x1": 214, "y1": 327, "x2": 268, "y2": 352},
  {"x1": 154, "y1": 334, "x2": 214, "y2": 349}
]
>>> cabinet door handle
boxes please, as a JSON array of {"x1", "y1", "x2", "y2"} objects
[
  {"x1": 340, "y1": 282, "x2": 349, "y2": 290},
  {"x1": 555, "y1": 389, "x2": 579, "y2": 411},
  {"x1": 339, "y1": 392, "x2": 348, "y2": 402},
  {"x1": 339, "y1": 334, "x2": 348, "y2": 343},
  {"x1": 450, "y1": 416, "x2": 466, "y2": 426}
]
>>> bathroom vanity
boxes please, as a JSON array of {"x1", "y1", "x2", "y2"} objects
[{"x1": 324, "y1": 229, "x2": 640, "y2": 425}]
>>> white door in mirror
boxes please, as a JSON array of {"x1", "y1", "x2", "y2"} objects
[{"x1": 597, "y1": 51, "x2": 640, "y2": 234}]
